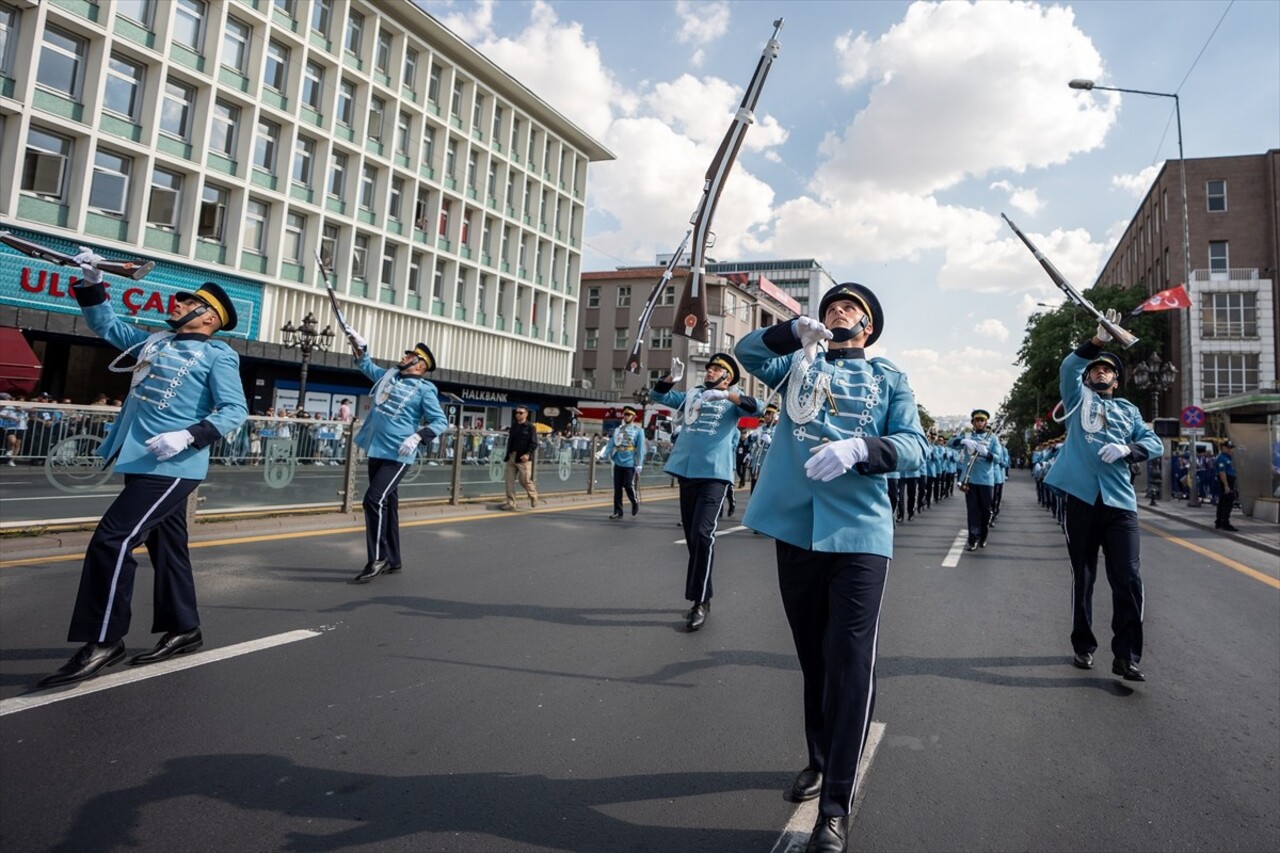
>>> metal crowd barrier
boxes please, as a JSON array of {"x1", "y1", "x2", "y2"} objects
[{"x1": 0, "y1": 402, "x2": 673, "y2": 529}]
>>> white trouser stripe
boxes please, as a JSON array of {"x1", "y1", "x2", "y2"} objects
[
  {"x1": 843, "y1": 564, "x2": 888, "y2": 814},
  {"x1": 372, "y1": 463, "x2": 407, "y2": 561},
  {"x1": 699, "y1": 486, "x2": 728, "y2": 602},
  {"x1": 99, "y1": 478, "x2": 183, "y2": 643}
]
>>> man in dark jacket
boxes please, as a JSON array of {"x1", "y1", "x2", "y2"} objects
[{"x1": 502, "y1": 405, "x2": 539, "y2": 510}]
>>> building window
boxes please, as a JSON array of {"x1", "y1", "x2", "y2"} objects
[
  {"x1": 427, "y1": 64, "x2": 441, "y2": 105},
  {"x1": 414, "y1": 188, "x2": 431, "y2": 229},
  {"x1": 473, "y1": 93, "x2": 484, "y2": 131},
  {"x1": 272, "y1": 0, "x2": 295, "y2": 17},
  {"x1": 388, "y1": 177, "x2": 404, "y2": 222},
  {"x1": 264, "y1": 41, "x2": 288, "y2": 92},
  {"x1": 614, "y1": 328, "x2": 628, "y2": 349},
  {"x1": 582, "y1": 369, "x2": 596, "y2": 389},
  {"x1": 327, "y1": 152, "x2": 347, "y2": 200},
  {"x1": 160, "y1": 79, "x2": 195, "y2": 140},
  {"x1": 616, "y1": 286, "x2": 631, "y2": 308},
  {"x1": 115, "y1": 0, "x2": 153, "y2": 27},
  {"x1": 650, "y1": 328, "x2": 672, "y2": 349},
  {"x1": 648, "y1": 369, "x2": 665, "y2": 386},
  {"x1": 0, "y1": 5, "x2": 16, "y2": 79},
  {"x1": 359, "y1": 164, "x2": 377, "y2": 210},
  {"x1": 284, "y1": 212, "x2": 305, "y2": 263},
  {"x1": 510, "y1": 117, "x2": 521, "y2": 154},
  {"x1": 467, "y1": 151, "x2": 478, "y2": 192},
  {"x1": 344, "y1": 10, "x2": 364, "y2": 58},
  {"x1": 368, "y1": 96, "x2": 385, "y2": 141},
  {"x1": 88, "y1": 149, "x2": 131, "y2": 216},
  {"x1": 244, "y1": 199, "x2": 269, "y2": 255},
  {"x1": 309, "y1": 0, "x2": 330, "y2": 36},
  {"x1": 1201, "y1": 353, "x2": 1258, "y2": 399},
  {"x1": 336, "y1": 78, "x2": 355, "y2": 127},
  {"x1": 221, "y1": 17, "x2": 250, "y2": 74},
  {"x1": 445, "y1": 139, "x2": 457, "y2": 180},
  {"x1": 403, "y1": 48, "x2": 418, "y2": 92},
  {"x1": 1206, "y1": 179, "x2": 1226, "y2": 212},
  {"x1": 320, "y1": 223, "x2": 339, "y2": 266},
  {"x1": 439, "y1": 199, "x2": 450, "y2": 237},
  {"x1": 292, "y1": 135, "x2": 315, "y2": 186},
  {"x1": 210, "y1": 99, "x2": 239, "y2": 158},
  {"x1": 37, "y1": 27, "x2": 86, "y2": 100},
  {"x1": 492, "y1": 105, "x2": 503, "y2": 142},
  {"x1": 1208, "y1": 241, "x2": 1229, "y2": 275},
  {"x1": 148, "y1": 168, "x2": 182, "y2": 229},
  {"x1": 587, "y1": 287, "x2": 599, "y2": 308},
  {"x1": 660, "y1": 284, "x2": 676, "y2": 306},
  {"x1": 421, "y1": 126, "x2": 436, "y2": 169},
  {"x1": 451, "y1": 80, "x2": 464, "y2": 119},
  {"x1": 612, "y1": 368, "x2": 626, "y2": 389},
  {"x1": 103, "y1": 55, "x2": 146, "y2": 122},
  {"x1": 198, "y1": 183, "x2": 228, "y2": 241},
  {"x1": 584, "y1": 328, "x2": 598, "y2": 349},
  {"x1": 375, "y1": 28, "x2": 391, "y2": 76},
  {"x1": 253, "y1": 120, "x2": 280, "y2": 174},
  {"x1": 1202, "y1": 292, "x2": 1257, "y2": 339},
  {"x1": 408, "y1": 253, "x2": 422, "y2": 294},
  {"x1": 351, "y1": 233, "x2": 369, "y2": 279},
  {"x1": 433, "y1": 260, "x2": 445, "y2": 300},
  {"x1": 380, "y1": 250, "x2": 395, "y2": 290},
  {"x1": 1, "y1": 124, "x2": 35, "y2": 198},
  {"x1": 395, "y1": 111, "x2": 410, "y2": 156},
  {"x1": 172, "y1": 0, "x2": 205, "y2": 52},
  {"x1": 302, "y1": 62, "x2": 324, "y2": 110}
]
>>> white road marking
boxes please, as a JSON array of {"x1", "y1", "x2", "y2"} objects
[
  {"x1": 0, "y1": 629, "x2": 321, "y2": 716},
  {"x1": 674, "y1": 524, "x2": 747, "y2": 545},
  {"x1": 771, "y1": 721, "x2": 886, "y2": 853},
  {"x1": 941, "y1": 530, "x2": 969, "y2": 567}
]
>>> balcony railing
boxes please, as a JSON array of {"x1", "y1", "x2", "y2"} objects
[{"x1": 1192, "y1": 268, "x2": 1261, "y2": 282}]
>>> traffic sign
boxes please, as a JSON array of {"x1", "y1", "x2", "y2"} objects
[{"x1": 1180, "y1": 405, "x2": 1205, "y2": 428}]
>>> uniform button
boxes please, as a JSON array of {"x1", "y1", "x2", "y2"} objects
[{"x1": 836, "y1": 361, "x2": 844, "y2": 367}]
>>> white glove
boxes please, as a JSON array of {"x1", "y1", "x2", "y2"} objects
[
  {"x1": 348, "y1": 330, "x2": 368, "y2": 351},
  {"x1": 145, "y1": 430, "x2": 193, "y2": 461},
  {"x1": 760, "y1": 434, "x2": 772, "y2": 448},
  {"x1": 701, "y1": 389, "x2": 729, "y2": 402},
  {"x1": 804, "y1": 437, "x2": 869, "y2": 482},
  {"x1": 596, "y1": 450, "x2": 607, "y2": 462},
  {"x1": 1096, "y1": 308, "x2": 1121, "y2": 343},
  {"x1": 636, "y1": 466, "x2": 643, "y2": 475},
  {"x1": 794, "y1": 316, "x2": 834, "y2": 349},
  {"x1": 961, "y1": 438, "x2": 981, "y2": 454},
  {"x1": 670, "y1": 357, "x2": 685, "y2": 382},
  {"x1": 73, "y1": 247, "x2": 103, "y2": 285},
  {"x1": 398, "y1": 433, "x2": 422, "y2": 456},
  {"x1": 1098, "y1": 442, "x2": 1130, "y2": 464}
]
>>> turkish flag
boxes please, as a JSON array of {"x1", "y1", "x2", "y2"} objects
[{"x1": 1136, "y1": 284, "x2": 1192, "y2": 313}]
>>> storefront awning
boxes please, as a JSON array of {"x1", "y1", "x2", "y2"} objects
[{"x1": 0, "y1": 327, "x2": 41, "y2": 395}]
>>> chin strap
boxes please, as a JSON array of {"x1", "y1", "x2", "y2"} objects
[{"x1": 167, "y1": 304, "x2": 210, "y2": 330}]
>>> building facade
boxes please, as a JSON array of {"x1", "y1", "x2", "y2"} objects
[{"x1": 0, "y1": 0, "x2": 615, "y2": 428}]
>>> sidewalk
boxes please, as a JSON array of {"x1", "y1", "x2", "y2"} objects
[{"x1": 1140, "y1": 496, "x2": 1279, "y2": 558}]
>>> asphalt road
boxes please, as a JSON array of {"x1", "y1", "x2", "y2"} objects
[{"x1": 0, "y1": 475, "x2": 1276, "y2": 852}]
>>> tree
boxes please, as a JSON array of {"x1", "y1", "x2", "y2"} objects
[{"x1": 917, "y1": 403, "x2": 935, "y2": 434}]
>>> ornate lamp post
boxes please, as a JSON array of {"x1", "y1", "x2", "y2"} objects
[
  {"x1": 281, "y1": 311, "x2": 335, "y2": 413},
  {"x1": 1131, "y1": 351, "x2": 1179, "y2": 505}
]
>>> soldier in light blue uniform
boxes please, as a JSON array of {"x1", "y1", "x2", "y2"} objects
[
  {"x1": 748, "y1": 402, "x2": 779, "y2": 492},
  {"x1": 736, "y1": 282, "x2": 926, "y2": 853},
  {"x1": 346, "y1": 336, "x2": 449, "y2": 584},
  {"x1": 598, "y1": 404, "x2": 645, "y2": 519},
  {"x1": 40, "y1": 250, "x2": 248, "y2": 688},
  {"x1": 990, "y1": 437, "x2": 1009, "y2": 526},
  {"x1": 1045, "y1": 309, "x2": 1162, "y2": 682},
  {"x1": 951, "y1": 410, "x2": 999, "y2": 550},
  {"x1": 650, "y1": 352, "x2": 759, "y2": 631}
]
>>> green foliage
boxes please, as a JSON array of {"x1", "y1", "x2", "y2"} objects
[{"x1": 917, "y1": 403, "x2": 935, "y2": 433}]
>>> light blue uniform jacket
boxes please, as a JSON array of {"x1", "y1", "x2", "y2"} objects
[
  {"x1": 1044, "y1": 343, "x2": 1163, "y2": 511},
  {"x1": 650, "y1": 385, "x2": 757, "y2": 482},
  {"x1": 993, "y1": 444, "x2": 1008, "y2": 485},
  {"x1": 353, "y1": 352, "x2": 449, "y2": 463},
  {"x1": 78, "y1": 287, "x2": 247, "y2": 479},
  {"x1": 735, "y1": 329, "x2": 927, "y2": 556},
  {"x1": 950, "y1": 431, "x2": 999, "y2": 486},
  {"x1": 601, "y1": 423, "x2": 645, "y2": 468}
]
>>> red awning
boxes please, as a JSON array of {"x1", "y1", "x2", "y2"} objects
[{"x1": 0, "y1": 327, "x2": 41, "y2": 395}]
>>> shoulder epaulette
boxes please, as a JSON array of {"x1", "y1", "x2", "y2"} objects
[{"x1": 869, "y1": 356, "x2": 903, "y2": 374}]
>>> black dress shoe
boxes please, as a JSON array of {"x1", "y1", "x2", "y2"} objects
[
  {"x1": 385, "y1": 564, "x2": 402, "y2": 574},
  {"x1": 609, "y1": 512, "x2": 623, "y2": 519},
  {"x1": 131, "y1": 628, "x2": 203, "y2": 665},
  {"x1": 1219, "y1": 523, "x2": 1239, "y2": 532},
  {"x1": 687, "y1": 602, "x2": 708, "y2": 631},
  {"x1": 978, "y1": 537, "x2": 987, "y2": 548},
  {"x1": 1112, "y1": 658, "x2": 1146, "y2": 682},
  {"x1": 965, "y1": 539, "x2": 977, "y2": 551},
  {"x1": 1072, "y1": 651, "x2": 1094, "y2": 669},
  {"x1": 787, "y1": 766, "x2": 822, "y2": 802},
  {"x1": 39, "y1": 640, "x2": 126, "y2": 687},
  {"x1": 806, "y1": 814, "x2": 848, "y2": 853},
  {"x1": 631, "y1": 502, "x2": 639, "y2": 516},
  {"x1": 353, "y1": 560, "x2": 389, "y2": 583}
]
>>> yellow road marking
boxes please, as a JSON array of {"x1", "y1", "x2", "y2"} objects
[{"x1": 1140, "y1": 521, "x2": 1280, "y2": 589}]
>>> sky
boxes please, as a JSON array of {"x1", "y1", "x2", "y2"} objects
[{"x1": 420, "y1": 0, "x2": 1280, "y2": 417}]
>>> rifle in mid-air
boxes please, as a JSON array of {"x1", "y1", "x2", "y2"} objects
[{"x1": 0, "y1": 230, "x2": 155, "y2": 280}]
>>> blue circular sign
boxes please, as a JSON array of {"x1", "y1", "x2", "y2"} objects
[{"x1": 1180, "y1": 405, "x2": 1205, "y2": 428}]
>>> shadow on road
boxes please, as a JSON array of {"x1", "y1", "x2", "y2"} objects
[{"x1": 879, "y1": 654, "x2": 1136, "y2": 695}]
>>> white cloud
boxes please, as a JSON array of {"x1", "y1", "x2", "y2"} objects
[
  {"x1": 939, "y1": 226, "x2": 1109, "y2": 297},
  {"x1": 974, "y1": 318, "x2": 1010, "y2": 342},
  {"x1": 1111, "y1": 165, "x2": 1160, "y2": 197},
  {"x1": 895, "y1": 345, "x2": 1018, "y2": 415},
  {"x1": 990, "y1": 180, "x2": 1044, "y2": 216},
  {"x1": 675, "y1": 1, "x2": 731, "y2": 47},
  {"x1": 424, "y1": 0, "x2": 495, "y2": 43}
]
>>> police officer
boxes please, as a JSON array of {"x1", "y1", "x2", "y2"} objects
[
  {"x1": 39, "y1": 249, "x2": 248, "y2": 687},
  {"x1": 737, "y1": 283, "x2": 927, "y2": 853},
  {"x1": 1044, "y1": 309, "x2": 1163, "y2": 681},
  {"x1": 951, "y1": 410, "x2": 999, "y2": 550},
  {"x1": 598, "y1": 405, "x2": 645, "y2": 519},
  {"x1": 650, "y1": 353, "x2": 759, "y2": 631},
  {"x1": 1214, "y1": 439, "x2": 1239, "y2": 531},
  {"x1": 345, "y1": 336, "x2": 449, "y2": 583}
]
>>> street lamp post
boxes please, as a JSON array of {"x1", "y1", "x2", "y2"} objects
[
  {"x1": 1068, "y1": 79, "x2": 1193, "y2": 411},
  {"x1": 281, "y1": 311, "x2": 335, "y2": 413},
  {"x1": 1131, "y1": 351, "x2": 1179, "y2": 505}
]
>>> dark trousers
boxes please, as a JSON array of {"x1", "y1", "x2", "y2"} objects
[
  {"x1": 1215, "y1": 483, "x2": 1236, "y2": 527},
  {"x1": 992, "y1": 482, "x2": 1004, "y2": 516},
  {"x1": 612, "y1": 465, "x2": 638, "y2": 514},
  {"x1": 69, "y1": 474, "x2": 202, "y2": 643},
  {"x1": 887, "y1": 479, "x2": 899, "y2": 517},
  {"x1": 363, "y1": 457, "x2": 410, "y2": 566},
  {"x1": 964, "y1": 484, "x2": 994, "y2": 542},
  {"x1": 901, "y1": 477, "x2": 919, "y2": 519},
  {"x1": 1064, "y1": 495, "x2": 1144, "y2": 663},
  {"x1": 677, "y1": 477, "x2": 729, "y2": 603},
  {"x1": 921, "y1": 475, "x2": 933, "y2": 509},
  {"x1": 776, "y1": 543, "x2": 888, "y2": 819}
]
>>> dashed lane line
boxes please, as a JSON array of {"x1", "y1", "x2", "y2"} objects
[{"x1": 941, "y1": 530, "x2": 969, "y2": 567}]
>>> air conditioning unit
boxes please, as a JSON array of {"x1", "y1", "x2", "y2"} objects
[{"x1": 572, "y1": 378, "x2": 592, "y2": 389}]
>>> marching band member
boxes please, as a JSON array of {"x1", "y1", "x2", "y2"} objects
[
  {"x1": 598, "y1": 405, "x2": 645, "y2": 519},
  {"x1": 1045, "y1": 310, "x2": 1162, "y2": 681},
  {"x1": 650, "y1": 353, "x2": 759, "y2": 631},
  {"x1": 749, "y1": 403, "x2": 779, "y2": 492},
  {"x1": 40, "y1": 250, "x2": 247, "y2": 687},
  {"x1": 736, "y1": 283, "x2": 926, "y2": 853},
  {"x1": 950, "y1": 410, "x2": 999, "y2": 550},
  {"x1": 344, "y1": 335, "x2": 449, "y2": 584}
]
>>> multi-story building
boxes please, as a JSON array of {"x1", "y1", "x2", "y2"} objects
[
  {"x1": 1094, "y1": 151, "x2": 1278, "y2": 416},
  {"x1": 576, "y1": 263, "x2": 801, "y2": 429},
  {"x1": 0, "y1": 0, "x2": 615, "y2": 429},
  {"x1": 703, "y1": 257, "x2": 836, "y2": 318}
]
